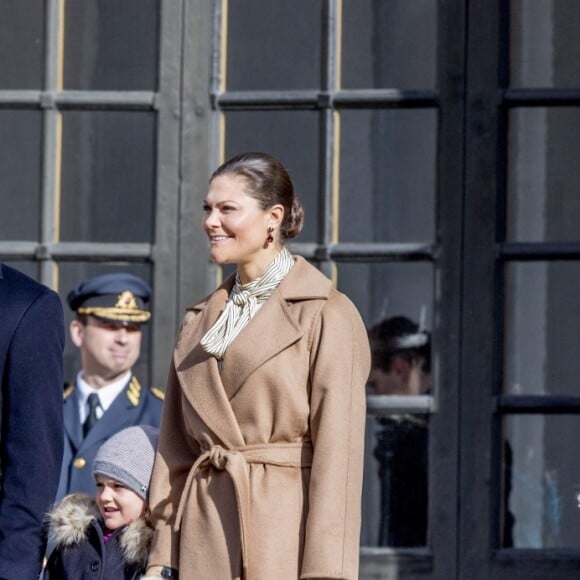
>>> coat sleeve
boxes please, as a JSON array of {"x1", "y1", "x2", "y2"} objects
[
  {"x1": 147, "y1": 356, "x2": 201, "y2": 572},
  {"x1": 300, "y1": 291, "x2": 370, "y2": 580},
  {"x1": 0, "y1": 289, "x2": 64, "y2": 579}
]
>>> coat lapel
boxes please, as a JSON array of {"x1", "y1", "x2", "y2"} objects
[
  {"x1": 172, "y1": 258, "x2": 332, "y2": 445},
  {"x1": 221, "y1": 257, "x2": 332, "y2": 400},
  {"x1": 220, "y1": 290, "x2": 302, "y2": 400},
  {"x1": 174, "y1": 280, "x2": 246, "y2": 448}
]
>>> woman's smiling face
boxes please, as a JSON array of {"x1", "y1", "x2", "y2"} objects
[
  {"x1": 95, "y1": 475, "x2": 145, "y2": 531},
  {"x1": 203, "y1": 174, "x2": 281, "y2": 282}
]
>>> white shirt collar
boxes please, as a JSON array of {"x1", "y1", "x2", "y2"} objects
[{"x1": 76, "y1": 370, "x2": 132, "y2": 423}]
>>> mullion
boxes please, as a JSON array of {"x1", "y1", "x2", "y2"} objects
[{"x1": 39, "y1": 0, "x2": 62, "y2": 285}]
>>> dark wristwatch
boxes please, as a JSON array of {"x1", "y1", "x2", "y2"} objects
[{"x1": 160, "y1": 567, "x2": 179, "y2": 579}]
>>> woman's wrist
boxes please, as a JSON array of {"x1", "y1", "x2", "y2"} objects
[{"x1": 144, "y1": 565, "x2": 179, "y2": 579}]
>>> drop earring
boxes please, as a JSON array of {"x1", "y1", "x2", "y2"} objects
[{"x1": 267, "y1": 227, "x2": 274, "y2": 243}]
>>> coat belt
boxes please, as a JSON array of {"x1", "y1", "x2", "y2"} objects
[{"x1": 174, "y1": 441, "x2": 313, "y2": 578}]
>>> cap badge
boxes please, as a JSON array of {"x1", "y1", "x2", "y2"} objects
[{"x1": 116, "y1": 291, "x2": 138, "y2": 311}]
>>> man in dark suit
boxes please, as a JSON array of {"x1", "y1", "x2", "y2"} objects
[
  {"x1": 0, "y1": 263, "x2": 65, "y2": 579},
  {"x1": 56, "y1": 272, "x2": 164, "y2": 499}
]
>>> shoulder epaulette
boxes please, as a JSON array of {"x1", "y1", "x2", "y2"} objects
[
  {"x1": 150, "y1": 386, "x2": 165, "y2": 401},
  {"x1": 63, "y1": 383, "x2": 75, "y2": 400},
  {"x1": 126, "y1": 376, "x2": 142, "y2": 407}
]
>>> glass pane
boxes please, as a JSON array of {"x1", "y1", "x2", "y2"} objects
[
  {"x1": 339, "y1": 110, "x2": 437, "y2": 243},
  {"x1": 504, "y1": 262, "x2": 580, "y2": 395},
  {"x1": 507, "y1": 108, "x2": 580, "y2": 242},
  {"x1": 362, "y1": 413, "x2": 429, "y2": 547},
  {"x1": 63, "y1": 0, "x2": 159, "y2": 90},
  {"x1": 511, "y1": 0, "x2": 580, "y2": 88},
  {"x1": 503, "y1": 415, "x2": 580, "y2": 548},
  {"x1": 0, "y1": 111, "x2": 42, "y2": 240},
  {"x1": 226, "y1": 0, "x2": 322, "y2": 91},
  {"x1": 60, "y1": 111, "x2": 156, "y2": 243},
  {"x1": 2, "y1": 261, "x2": 39, "y2": 280},
  {"x1": 336, "y1": 262, "x2": 433, "y2": 345},
  {"x1": 224, "y1": 111, "x2": 320, "y2": 243},
  {"x1": 342, "y1": 0, "x2": 437, "y2": 89},
  {"x1": 58, "y1": 262, "x2": 153, "y2": 389},
  {"x1": 0, "y1": 0, "x2": 44, "y2": 89}
]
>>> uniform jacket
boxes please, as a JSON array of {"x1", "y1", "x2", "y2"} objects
[
  {"x1": 44, "y1": 493, "x2": 152, "y2": 579},
  {"x1": 0, "y1": 264, "x2": 64, "y2": 579},
  {"x1": 147, "y1": 257, "x2": 371, "y2": 580},
  {"x1": 57, "y1": 376, "x2": 163, "y2": 499}
]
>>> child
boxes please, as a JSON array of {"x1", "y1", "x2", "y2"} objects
[{"x1": 44, "y1": 425, "x2": 159, "y2": 579}]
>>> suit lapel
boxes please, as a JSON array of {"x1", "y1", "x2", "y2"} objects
[
  {"x1": 83, "y1": 404, "x2": 131, "y2": 448},
  {"x1": 79, "y1": 380, "x2": 136, "y2": 450}
]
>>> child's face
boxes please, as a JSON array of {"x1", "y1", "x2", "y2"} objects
[{"x1": 95, "y1": 475, "x2": 146, "y2": 530}]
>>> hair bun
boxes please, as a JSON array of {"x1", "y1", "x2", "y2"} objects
[{"x1": 282, "y1": 197, "x2": 304, "y2": 239}]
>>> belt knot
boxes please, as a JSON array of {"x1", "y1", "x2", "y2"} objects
[{"x1": 202, "y1": 444, "x2": 229, "y2": 469}]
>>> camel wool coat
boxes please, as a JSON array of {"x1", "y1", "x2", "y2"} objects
[{"x1": 147, "y1": 257, "x2": 370, "y2": 580}]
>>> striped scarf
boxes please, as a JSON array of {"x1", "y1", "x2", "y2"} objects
[{"x1": 200, "y1": 247, "x2": 294, "y2": 359}]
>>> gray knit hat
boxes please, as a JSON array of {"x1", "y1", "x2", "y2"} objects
[{"x1": 93, "y1": 425, "x2": 159, "y2": 500}]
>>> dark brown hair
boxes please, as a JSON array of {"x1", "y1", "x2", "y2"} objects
[
  {"x1": 368, "y1": 316, "x2": 431, "y2": 374},
  {"x1": 211, "y1": 152, "x2": 304, "y2": 240}
]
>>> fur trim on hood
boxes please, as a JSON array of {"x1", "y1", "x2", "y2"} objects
[{"x1": 46, "y1": 493, "x2": 153, "y2": 567}]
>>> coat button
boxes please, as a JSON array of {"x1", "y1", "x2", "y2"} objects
[
  {"x1": 73, "y1": 457, "x2": 86, "y2": 469},
  {"x1": 90, "y1": 561, "x2": 100, "y2": 572}
]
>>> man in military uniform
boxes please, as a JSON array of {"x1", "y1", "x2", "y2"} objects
[{"x1": 56, "y1": 272, "x2": 164, "y2": 499}]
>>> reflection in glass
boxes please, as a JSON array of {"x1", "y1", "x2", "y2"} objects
[
  {"x1": 507, "y1": 108, "x2": 580, "y2": 242},
  {"x1": 363, "y1": 412, "x2": 429, "y2": 547},
  {"x1": 224, "y1": 111, "x2": 320, "y2": 243},
  {"x1": 0, "y1": 0, "x2": 44, "y2": 89},
  {"x1": 368, "y1": 316, "x2": 431, "y2": 397},
  {"x1": 60, "y1": 111, "x2": 156, "y2": 243},
  {"x1": 504, "y1": 262, "x2": 580, "y2": 396},
  {"x1": 342, "y1": 0, "x2": 437, "y2": 89},
  {"x1": 226, "y1": 0, "x2": 322, "y2": 91},
  {"x1": 63, "y1": 0, "x2": 159, "y2": 90},
  {"x1": 0, "y1": 111, "x2": 42, "y2": 241},
  {"x1": 510, "y1": 0, "x2": 580, "y2": 88},
  {"x1": 367, "y1": 317, "x2": 430, "y2": 546},
  {"x1": 58, "y1": 262, "x2": 152, "y2": 389},
  {"x1": 503, "y1": 415, "x2": 580, "y2": 548},
  {"x1": 340, "y1": 263, "x2": 432, "y2": 547},
  {"x1": 339, "y1": 109, "x2": 437, "y2": 243}
]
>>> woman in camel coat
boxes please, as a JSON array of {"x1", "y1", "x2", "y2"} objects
[{"x1": 144, "y1": 152, "x2": 370, "y2": 580}]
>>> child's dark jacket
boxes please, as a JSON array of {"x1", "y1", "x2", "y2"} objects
[{"x1": 43, "y1": 493, "x2": 152, "y2": 580}]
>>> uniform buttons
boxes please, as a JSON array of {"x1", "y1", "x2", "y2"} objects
[
  {"x1": 73, "y1": 457, "x2": 86, "y2": 469},
  {"x1": 90, "y1": 561, "x2": 100, "y2": 572}
]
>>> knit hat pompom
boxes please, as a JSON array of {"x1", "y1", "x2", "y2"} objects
[{"x1": 93, "y1": 425, "x2": 159, "y2": 500}]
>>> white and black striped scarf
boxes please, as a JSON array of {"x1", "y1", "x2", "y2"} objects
[{"x1": 200, "y1": 247, "x2": 294, "y2": 360}]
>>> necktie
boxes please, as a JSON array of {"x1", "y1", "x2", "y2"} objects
[{"x1": 83, "y1": 393, "x2": 101, "y2": 436}]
